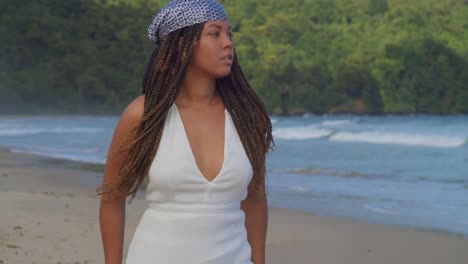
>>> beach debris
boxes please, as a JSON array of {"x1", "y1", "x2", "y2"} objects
[
  {"x1": 13, "y1": 225, "x2": 22, "y2": 230},
  {"x1": 6, "y1": 244, "x2": 20, "y2": 249}
]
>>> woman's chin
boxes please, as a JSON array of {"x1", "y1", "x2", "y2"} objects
[{"x1": 212, "y1": 70, "x2": 231, "y2": 79}]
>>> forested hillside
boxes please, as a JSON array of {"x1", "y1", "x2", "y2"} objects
[{"x1": 1, "y1": 0, "x2": 467, "y2": 115}]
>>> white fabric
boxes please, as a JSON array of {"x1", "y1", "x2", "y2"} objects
[{"x1": 125, "y1": 102, "x2": 254, "y2": 264}]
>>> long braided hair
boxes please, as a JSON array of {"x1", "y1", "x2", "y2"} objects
[{"x1": 96, "y1": 22, "x2": 274, "y2": 203}]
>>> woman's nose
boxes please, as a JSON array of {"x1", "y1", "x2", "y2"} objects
[{"x1": 223, "y1": 33, "x2": 233, "y2": 48}]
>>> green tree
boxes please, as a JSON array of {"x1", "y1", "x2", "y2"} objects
[{"x1": 367, "y1": 0, "x2": 389, "y2": 16}]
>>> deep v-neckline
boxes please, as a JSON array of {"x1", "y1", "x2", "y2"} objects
[{"x1": 173, "y1": 103, "x2": 227, "y2": 184}]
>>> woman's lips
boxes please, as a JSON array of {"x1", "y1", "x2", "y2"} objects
[{"x1": 222, "y1": 58, "x2": 233, "y2": 65}]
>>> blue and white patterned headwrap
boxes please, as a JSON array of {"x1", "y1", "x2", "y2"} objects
[{"x1": 147, "y1": 0, "x2": 230, "y2": 45}]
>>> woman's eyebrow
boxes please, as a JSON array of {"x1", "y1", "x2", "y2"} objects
[{"x1": 207, "y1": 24, "x2": 232, "y2": 30}]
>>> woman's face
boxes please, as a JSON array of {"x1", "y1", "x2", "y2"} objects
[{"x1": 188, "y1": 20, "x2": 234, "y2": 78}]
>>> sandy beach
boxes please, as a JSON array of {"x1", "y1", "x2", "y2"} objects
[{"x1": 1, "y1": 146, "x2": 467, "y2": 264}]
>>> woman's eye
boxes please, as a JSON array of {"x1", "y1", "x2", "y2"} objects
[{"x1": 210, "y1": 32, "x2": 234, "y2": 40}]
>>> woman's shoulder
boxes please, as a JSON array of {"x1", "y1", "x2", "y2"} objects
[{"x1": 117, "y1": 95, "x2": 145, "y2": 129}]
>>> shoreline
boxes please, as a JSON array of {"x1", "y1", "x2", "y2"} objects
[
  {"x1": 3, "y1": 112, "x2": 468, "y2": 119},
  {"x1": 3, "y1": 146, "x2": 468, "y2": 239},
  {"x1": 1, "y1": 146, "x2": 468, "y2": 263},
  {"x1": 4, "y1": 145, "x2": 467, "y2": 240}
]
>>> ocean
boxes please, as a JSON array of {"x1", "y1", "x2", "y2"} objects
[{"x1": 1, "y1": 113, "x2": 467, "y2": 237}]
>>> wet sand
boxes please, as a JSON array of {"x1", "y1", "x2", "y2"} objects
[{"x1": 1, "y1": 147, "x2": 467, "y2": 264}]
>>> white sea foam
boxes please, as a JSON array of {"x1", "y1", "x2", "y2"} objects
[
  {"x1": 287, "y1": 186, "x2": 310, "y2": 192},
  {"x1": 0, "y1": 127, "x2": 101, "y2": 136},
  {"x1": 363, "y1": 204, "x2": 400, "y2": 215},
  {"x1": 320, "y1": 120, "x2": 354, "y2": 127},
  {"x1": 273, "y1": 125, "x2": 334, "y2": 140},
  {"x1": 330, "y1": 131, "x2": 466, "y2": 148},
  {"x1": 11, "y1": 146, "x2": 102, "y2": 153},
  {"x1": 10, "y1": 148, "x2": 104, "y2": 164}
]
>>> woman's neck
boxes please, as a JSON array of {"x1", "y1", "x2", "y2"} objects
[{"x1": 177, "y1": 67, "x2": 218, "y2": 107}]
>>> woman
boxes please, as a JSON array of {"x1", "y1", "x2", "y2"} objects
[{"x1": 97, "y1": 0, "x2": 274, "y2": 263}]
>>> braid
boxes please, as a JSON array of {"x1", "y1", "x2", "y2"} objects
[
  {"x1": 218, "y1": 49, "x2": 275, "y2": 198},
  {"x1": 96, "y1": 22, "x2": 274, "y2": 203}
]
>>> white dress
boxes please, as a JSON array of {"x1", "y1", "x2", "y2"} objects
[{"x1": 125, "y1": 103, "x2": 254, "y2": 264}]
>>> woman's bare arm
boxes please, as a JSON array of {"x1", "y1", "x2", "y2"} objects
[
  {"x1": 99, "y1": 95, "x2": 144, "y2": 264},
  {"x1": 240, "y1": 180, "x2": 268, "y2": 264}
]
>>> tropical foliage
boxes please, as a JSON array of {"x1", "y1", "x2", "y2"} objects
[{"x1": 1, "y1": 0, "x2": 467, "y2": 115}]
